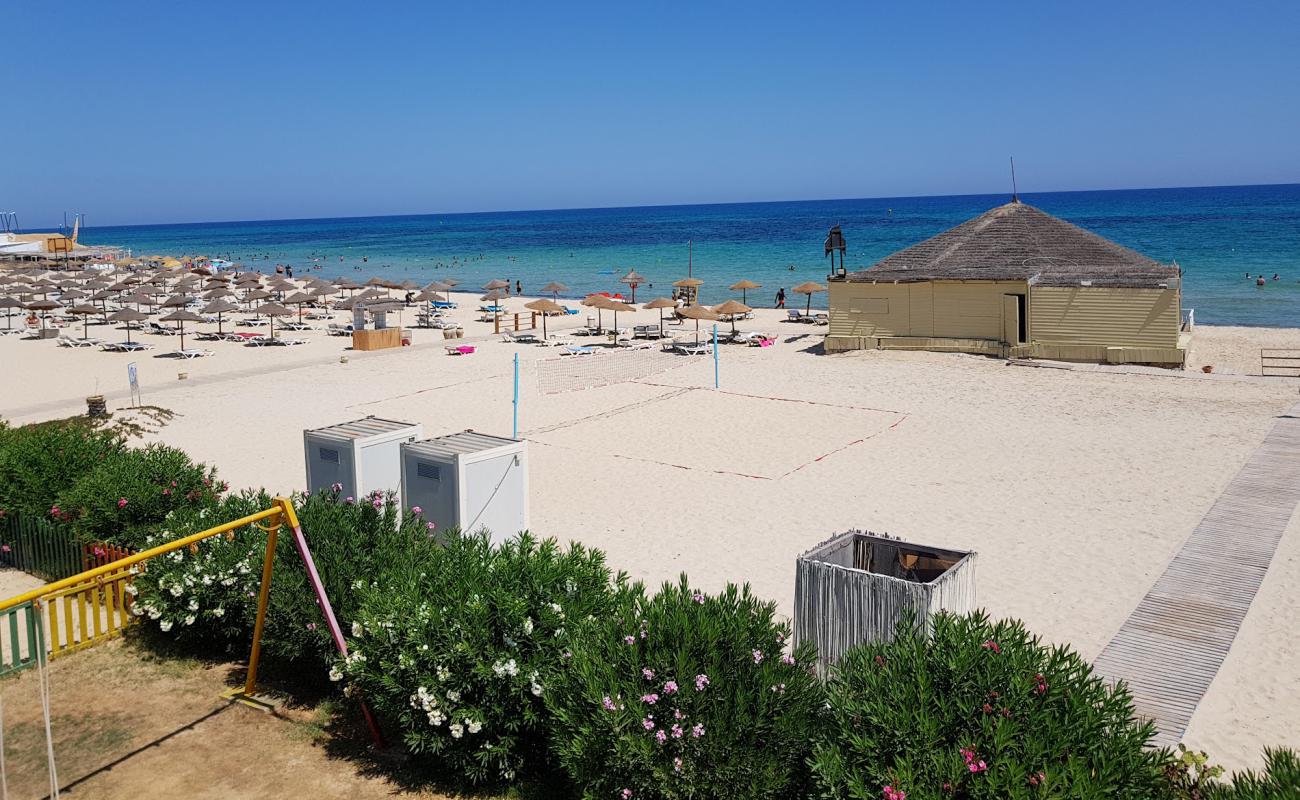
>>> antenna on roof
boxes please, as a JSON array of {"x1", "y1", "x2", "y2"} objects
[{"x1": 1010, "y1": 156, "x2": 1019, "y2": 203}]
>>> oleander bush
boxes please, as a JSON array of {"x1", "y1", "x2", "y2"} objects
[
  {"x1": 131, "y1": 486, "x2": 431, "y2": 676},
  {"x1": 0, "y1": 416, "x2": 125, "y2": 520},
  {"x1": 55, "y1": 444, "x2": 223, "y2": 546},
  {"x1": 811, "y1": 611, "x2": 1166, "y2": 800},
  {"x1": 547, "y1": 575, "x2": 823, "y2": 800},
  {"x1": 1208, "y1": 748, "x2": 1300, "y2": 799},
  {"x1": 339, "y1": 530, "x2": 626, "y2": 788}
]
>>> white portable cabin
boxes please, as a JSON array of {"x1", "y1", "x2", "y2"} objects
[
  {"x1": 303, "y1": 417, "x2": 423, "y2": 499},
  {"x1": 400, "y1": 431, "x2": 529, "y2": 544}
]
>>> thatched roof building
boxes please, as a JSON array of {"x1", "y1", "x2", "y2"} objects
[{"x1": 826, "y1": 200, "x2": 1187, "y2": 366}]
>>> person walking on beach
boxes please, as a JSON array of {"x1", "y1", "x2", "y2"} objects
[
  {"x1": 516, "y1": 279, "x2": 522, "y2": 295},
  {"x1": 775, "y1": 288, "x2": 786, "y2": 309}
]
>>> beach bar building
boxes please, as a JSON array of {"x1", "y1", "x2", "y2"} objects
[{"x1": 825, "y1": 200, "x2": 1187, "y2": 365}]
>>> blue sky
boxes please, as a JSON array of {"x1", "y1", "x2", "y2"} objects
[{"x1": 9, "y1": 1, "x2": 1300, "y2": 226}]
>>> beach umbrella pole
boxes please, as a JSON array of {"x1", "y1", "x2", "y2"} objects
[
  {"x1": 512, "y1": 353, "x2": 519, "y2": 439},
  {"x1": 713, "y1": 325, "x2": 719, "y2": 389}
]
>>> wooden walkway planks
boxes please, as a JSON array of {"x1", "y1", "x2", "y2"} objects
[{"x1": 1094, "y1": 404, "x2": 1300, "y2": 747}]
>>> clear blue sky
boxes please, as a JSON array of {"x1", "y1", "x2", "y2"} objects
[{"x1": 9, "y1": 1, "x2": 1299, "y2": 227}]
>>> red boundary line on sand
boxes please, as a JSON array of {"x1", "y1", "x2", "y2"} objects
[
  {"x1": 776, "y1": 414, "x2": 909, "y2": 479},
  {"x1": 632, "y1": 381, "x2": 906, "y2": 416},
  {"x1": 528, "y1": 439, "x2": 774, "y2": 480}
]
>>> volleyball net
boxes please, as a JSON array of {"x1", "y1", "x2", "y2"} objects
[{"x1": 535, "y1": 343, "x2": 711, "y2": 395}]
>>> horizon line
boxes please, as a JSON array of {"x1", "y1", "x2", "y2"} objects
[{"x1": 68, "y1": 180, "x2": 1300, "y2": 231}]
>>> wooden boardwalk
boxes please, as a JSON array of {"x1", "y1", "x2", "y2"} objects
[{"x1": 1094, "y1": 403, "x2": 1300, "y2": 746}]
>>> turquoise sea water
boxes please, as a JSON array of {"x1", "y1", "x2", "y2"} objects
[{"x1": 82, "y1": 184, "x2": 1300, "y2": 327}]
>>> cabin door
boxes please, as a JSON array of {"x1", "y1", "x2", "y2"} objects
[{"x1": 1002, "y1": 294, "x2": 1025, "y2": 345}]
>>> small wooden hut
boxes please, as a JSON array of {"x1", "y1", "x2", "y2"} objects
[
  {"x1": 825, "y1": 200, "x2": 1186, "y2": 365},
  {"x1": 793, "y1": 529, "x2": 976, "y2": 673}
]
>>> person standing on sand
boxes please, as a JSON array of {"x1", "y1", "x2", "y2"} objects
[
  {"x1": 516, "y1": 279, "x2": 522, "y2": 295},
  {"x1": 775, "y1": 288, "x2": 786, "y2": 308}
]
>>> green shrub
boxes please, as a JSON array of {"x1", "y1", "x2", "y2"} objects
[
  {"x1": 55, "y1": 444, "x2": 223, "y2": 546},
  {"x1": 1209, "y1": 748, "x2": 1300, "y2": 799},
  {"x1": 547, "y1": 576, "x2": 823, "y2": 800},
  {"x1": 340, "y1": 530, "x2": 624, "y2": 787},
  {"x1": 811, "y1": 611, "x2": 1166, "y2": 800},
  {"x1": 0, "y1": 417, "x2": 124, "y2": 519},
  {"x1": 131, "y1": 487, "x2": 429, "y2": 676}
]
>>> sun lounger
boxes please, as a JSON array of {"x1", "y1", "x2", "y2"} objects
[
  {"x1": 431, "y1": 300, "x2": 457, "y2": 309},
  {"x1": 100, "y1": 341, "x2": 154, "y2": 352},
  {"x1": 247, "y1": 337, "x2": 308, "y2": 346},
  {"x1": 812, "y1": 313, "x2": 829, "y2": 325},
  {"x1": 786, "y1": 310, "x2": 807, "y2": 323},
  {"x1": 193, "y1": 331, "x2": 225, "y2": 341},
  {"x1": 562, "y1": 345, "x2": 597, "y2": 356},
  {"x1": 237, "y1": 318, "x2": 269, "y2": 327},
  {"x1": 445, "y1": 345, "x2": 476, "y2": 355},
  {"x1": 172, "y1": 348, "x2": 214, "y2": 358},
  {"x1": 280, "y1": 321, "x2": 312, "y2": 331},
  {"x1": 0, "y1": 329, "x2": 22, "y2": 336},
  {"x1": 672, "y1": 340, "x2": 713, "y2": 355},
  {"x1": 58, "y1": 335, "x2": 104, "y2": 347},
  {"x1": 146, "y1": 321, "x2": 178, "y2": 335},
  {"x1": 326, "y1": 323, "x2": 354, "y2": 336},
  {"x1": 502, "y1": 331, "x2": 541, "y2": 344}
]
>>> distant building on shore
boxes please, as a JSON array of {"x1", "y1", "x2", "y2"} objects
[{"x1": 825, "y1": 200, "x2": 1187, "y2": 366}]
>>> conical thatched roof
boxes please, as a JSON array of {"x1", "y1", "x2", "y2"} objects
[{"x1": 845, "y1": 201, "x2": 1178, "y2": 289}]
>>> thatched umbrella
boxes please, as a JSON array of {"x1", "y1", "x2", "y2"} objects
[
  {"x1": 712, "y1": 299, "x2": 753, "y2": 336},
  {"x1": 729, "y1": 279, "x2": 761, "y2": 305},
  {"x1": 108, "y1": 309, "x2": 148, "y2": 343},
  {"x1": 58, "y1": 288, "x2": 88, "y2": 304},
  {"x1": 254, "y1": 302, "x2": 293, "y2": 339},
  {"x1": 481, "y1": 289, "x2": 507, "y2": 304},
  {"x1": 202, "y1": 299, "x2": 239, "y2": 335},
  {"x1": 540, "y1": 281, "x2": 568, "y2": 300},
  {"x1": 524, "y1": 298, "x2": 564, "y2": 339},
  {"x1": 161, "y1": 294, "x2": 192, "y2": 310},
  {"x1": 483, "y1": 279, "x2": 510, "y2": 291},
  {"x1": 642, "y1": 297, "x2": 677, "y2": 338},
  {"x1": 25, "y1": 299, "x2": 63, "y2": 333},
  {"x1": 602, "y1": 299, "x2": 636, "y2": 338},
  {"x1": 366, "y1": 300, "x2": 406, "y2": 329},
  {"x1": 676, "y1": 303, "x2": 719, "y2": 344},
  {"x1": 0, "y1": 297, "x2": 22, "y2": 331},
  {"x1": 423, "y1": 281, "x2": 454, "y2": 304},
  {"x1": 161, "y1": 309, "x2": 204, "y2": 350},
  {"x1": 791, "y1": 281, "x2": 826, "y2": 317},
  {"x1": 672, "y1": 277, "x2": 703, "y2": 305},
  {"x1": 243, "y1": 288, "x2": 272, "y2": 311},
  {"x1": 581, "y1": 294, "x2": 610, "y2": 332},
  {"x1": 67, "y1": 304, "x2": 102, "y2": 339},
  {"x1": 620, "y1": 271, "x2": 647, "y2": 303},
  {"x1": 283, "y1": 291, "x2": 313, "y2": 321}
]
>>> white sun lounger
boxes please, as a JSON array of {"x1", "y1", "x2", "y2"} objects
[
  {"x1": 562, "y1": 345, "x2": 598, "y2": 356},
  {"x1": 246, "y1": 337, "x2": 308, "y2": 346},
  {"x1": 100, "y1": 341, "x2": 154, "y2": 352},
  {"x1": 58, "y1": 335, "x2": 104, "y2": 348},
  {"x1": 326, "y1": 323, "x2": 354, "y2": 336},
  {"x1": 172, "y1": 348, "x2": 214, "y2": 358}
]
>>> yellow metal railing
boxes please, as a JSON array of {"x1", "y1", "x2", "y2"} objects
[{"x1": 0, "y1": 498, "x2": 295, "y2": 703}]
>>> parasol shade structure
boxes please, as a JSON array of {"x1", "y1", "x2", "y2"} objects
[
  {"x1": 25, "y1": 299, "x2": 63, "y2": 332},
  {"x1": 282, "y1": 291, "x2": 314, "y2": 321},
  {"x1": 642, "y1": 296, "x2": 678, "y2": 338},
  {"x1": 108, "y1": 309, "x2": 148, "y2": 343},
  {"x1": 482, "y1": 279, "x2": 510, "y2": 291},
  {"x1": 676, "y1": 302, "x2": 719, "y2": 344},
  {"x1": 201, "y1": 299, "x2": 239, "y2": 335},
  {"x1": 602, "y1": 299, "x2": 636, "y2": 338},
  {"x1": 160, "y1": 309, "x2": 205, "y2": 351},
  {"x1": 253, "y1": 302, "x2": 293, "y2": 339},
  {"x1": 67, "y1": 304, "x2": 102, "y2": 339},
  {"x1": 729, "y1": 279, "x2": 762, "y2": 305},
  {"x1": 671, "y1": 276, "x2": 703, "y2": 305},
  {"x1": 580, "y1": 294, "x2": 613, "y2": 332},
  {"x1": 791, "y1": 281, "x2": 826, "y2": 316},
  {"x1": 712, "y1": 299, "x2": 752, "y2": 335},
  {"x1": 524, "y1": 298, "x2": 565, "y2": 340},
  {"x1": 620, "y1": 270, "x2": 647, "y2": 302},
  {"x1": 540, "y1": 281, "x2": 568, "y2": 300},
  {"x1": 0, "y1": 296, "x2": 23, "y2": 331}
]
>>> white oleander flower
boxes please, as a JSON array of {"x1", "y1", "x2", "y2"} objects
[
  {"x1": 169, "y1": 584, "x2": 183, "y2": 597},
  {"x1": 212, "y1": 607, "x2": 224, "y2": 617},
  {"x1": 446, "y1": 689, "x2": 461, "y2": 703},
  {"x1": 130, "y1": 605, "x2": 144, "y2": 616},
  {"x1": 328, "y1": 667, "x2": 343, "y2": 682},
  {"x1": 449, "y1": 723, "x2": 464, "y2": 739},
  {"x1": 187, "y1": 598, "x2": 199, "y2": 611},
  {"x1": 467, "y1": 719, "x2": 482, "y2": 734},
  {"x1": 124, "y1": 583, "x2": 138, "y2": 596},
  {"x1": 436, "y1": 665, "x2": 450, "y2": 681},
  {"x1": 184, "y1": 614, "x2": 196, "y2": 626},
  {"x1": 522, "y1": 617, "x2": 534, "y2": 635},
  {"x1": 147, "y1": 607, "x2": 162, "y2": 620},
  {"x1": 159, "y1": 620, "x2": 173, "y2": 632},
  {"x1": 351, "y1": 621, "x2": 364, "y2": 638}
]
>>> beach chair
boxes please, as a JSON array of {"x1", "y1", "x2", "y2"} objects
[
  {"x1": 502, "y1": 330, "x2": 541, "y2": 344},
  {"x1": 100, "y1": 341, "x2": 154, "y2": 352},
  {"x1": 326, "y1": 323, "x2": 354, "y2": 336},
  {"x1": 444, "y1": 345, "x2": 476, "y2": 355},
  {"x1": 812, "y1": 313, "x2": 829, "y2": 325},
  {"x1": 280, "y1": 321, "x2": 312, "y2": 331},
  {"x1": 562, "y1": 345, "x2": 597, "y2": 356},
  {"x1": 173, "y1": 348, "x2": 214, "y2": 358},
  {"x1": 193, "y1": 331, "x2": 224, "y2": 341},
  {"x1": 431, "y1": 300, "x2": 457, "y2": 310},
  {"x1": 61, "y1": 336, "x2": 105, "y2": 348},
  {"x1": 786, "y1": 310, "x2": 806, "y2": 323},
  {"x1": 146, "y1": 321, "x2": 178, "y2": 335},
  {"x1": 672, "y1": 340, "x2": 712, "y2": 355},
  {"x1": 248, "y1": 337, "x2": 308, "y2": 347}
]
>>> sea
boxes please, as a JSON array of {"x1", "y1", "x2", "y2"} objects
[{"x1": 80, "y1": 183, "x2": 1300, "y2": 327}]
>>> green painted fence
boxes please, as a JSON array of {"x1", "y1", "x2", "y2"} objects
[
  {"x1": 1, "y1": 513, "x2": 83, "y2": 582},
  {"x1": 0, "y1": 601, "x2": 44, "y2": 675}
]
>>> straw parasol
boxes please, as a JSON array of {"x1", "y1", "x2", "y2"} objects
[
  {"x1": 602, "y1": 299, "x2": 636, "y2": 338},
  {"x1": 581, "y1": 294, "x2": 611, "y2": 331},
  {"x1": 0, "y1": 297, "x2": 22, "y2": 331},
  {"x1": 283, "y1": 291, "x2": 313, "y2": 321},
  {"x1": 423, "y1": 280, "x2": 454, "y2": 303},
  {"x1": 67, "y1": 304, "x2": 101, "y2": 339},
  {"x1": 161, "y1": 309, "x2": 204, "y2": 350},
  {"x1": 729, "y1": 279, "x2": 762, "y2": 305},
  {"x1": 161, "y1": 294, "x2": 192, "y2": 309},
  {"x1": 791, "y1": 281, "x2": 826, "y2": 316},
  {"x1": 483, "y1": 279, "x2": 510, "y2": 291},
  {"x1": 524, "y1": 298, "x2": 564, "y2": 339},
  {"x1": 201, "y1": 299, "x2": 238, "y2": 335},
  {"x1": 108, "y1": 309, "x2": 148, "y2": 343},
  {"x1": 620, "y1": 270, "x2": 647, "y2": 302},
  {"x1": 642, "y1": 297, "x2": 677, "y2": 338},
  {"x1": 253, "y1": 302, "x2": 293, "y2": 339},
  {"x1": 540, "y1": 281, "x2": 568, "y2": 300},
  {"x1": 672, "y1": 277, "x2": 703, "y2": 305},
  {"x1": 25, "y1": 299, "x2": 63, "y2": 333},
  {"x1": 676, "y1": 302, "x2": 719, "y2": 344},
  {"x1": 481, "y1": 289, "x2": 507, "y2": 303},
  {"x1": 712, "y1": 299, "x2": 752, "y2": 336}
]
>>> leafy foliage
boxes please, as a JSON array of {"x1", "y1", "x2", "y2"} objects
[
  {"x1": 340, "y1": 530, "x2": 624, "y2": 788},
  {"x1": 811, "y1": 611, "x2": 1166, "y2": 800},
  {"x1": 1207, "y1": 748, "x2": 1300, "y2": 799},
  {"x1": 0, "y1": 417, "x2": 124, "y2": 520},
  {"x1": 547, "y1": 575, "x2": 823, "y2": 800}
]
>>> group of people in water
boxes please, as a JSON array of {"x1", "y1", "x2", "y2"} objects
[{"x1": 1247, "y1": 272, "x2": 1288, "y2": 286}]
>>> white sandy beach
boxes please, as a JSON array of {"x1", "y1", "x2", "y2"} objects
[{"x1": 1, "y1": 291, "x2": 1298, "y2": 771}]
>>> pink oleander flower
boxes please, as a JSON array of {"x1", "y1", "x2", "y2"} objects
[
  {"x1": 960, "y1": 747, "x2": 976, "y2": 763},
  {"x1": 117, "y1": 498, "x2": 128, "y2": 508},
  {"x1": 640, "y1": 693, "x2": 659, "y2": 705},
  {"x1": 673, "y1": 757, "x2": 682, "y2": 773},
  {"x1": 642, "y1": 668, "x2": 655, "y2": 680},
  {"x1": 673, "y1": 709, "x2": 684, "y2": 720},
  {"x1": 781, "y1": 653, "x2": 795, "y2": 665},
  {"x1": 426, "y1": 521, "x2": 436, "y2": 530},
  {"x1": 670, "y1": 724, "x2": 683, "y2": 739},
  {"x1": 981, "y1": 639, "x2": 1000, "y2": 653},
  {"x1": 641, "y1": 717, "x2": 655, "y2": 730},
  {"x1": 410, "y1": 505, "x2": 422, "y2": 514},
  {"x1": 162, "y1": 488, "x2": 171, "y2": 496},
  {"x1": 883, "y1": 786, "x2": 906, "y2": 800},
  {"x1": 694, "y1": 673, "x2": 709, "y2": 691},
  {"x1": 331, "y1": 482, "x2": 343, "y2": 492},
  {"x1": 307, "y1": 622, "x2": 317, "y2": 631},
  {"x1": 654, "y1": 729, "x2": 667, "y2": 744},
  {"x1": 344, "y1": 496, "x2": 355, "y2": 504},
  {"x1": 621, "y1": 790, "x2": 633, "y2": 800},
  {"x1": 663, "y1": 680, "x2": 678, "y2": 695},
  {"x1": 602, "y1": 696, "x2": 616, "y2": 711},
  {"x1": 969, "y1": 760, "x2": 988, "y2": 774},
  {"x1": 371, "y1": 497, "x2": 383, "y2": 509},
  {"x1": 691, "y1": 592, "x2": 704, "y2": 604},
  {"x1": 624, "y1": 635, "x2": 636, "y2": 645},
  {"x1": 752, "y1": 649, "x2": 764, "y2": 664},
  {"x1": 691, "y1": 723, "x2": 704, "y2": 738},
  {"x1": 1, "y1": 545, "x2": 10, "y2": 553}
]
